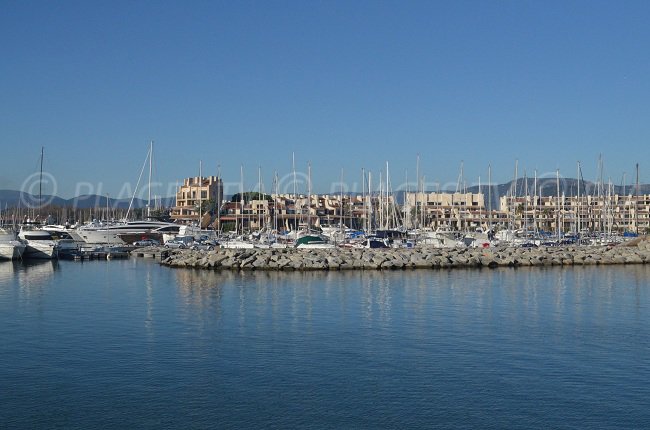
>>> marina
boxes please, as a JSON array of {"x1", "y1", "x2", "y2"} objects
[
  {"x1": 3, "y1": 2, "x2": 650, "y2": 428},
  {"x1": 2, "y1": 144, "x2": 648, "y2": 258}
]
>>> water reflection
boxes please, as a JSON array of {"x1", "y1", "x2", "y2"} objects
[
  {"x1": 144, "y1": 267, "x2": 154, "y2": 338},
  {"x1": 0, "y1": 260, "x2": 58, "y2": 291},
  {"x1": 163, "y1": 265, "x2": 650, "y2": 336}
]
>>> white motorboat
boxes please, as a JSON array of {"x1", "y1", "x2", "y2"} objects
[
  {"x1": 0, "y1": 228, "x2": 26, "y2": 260},
  {"x1": 18, "y1": 225, "x2": 58, "y2": 259},
  {"x1": 40, "y1": 224, "x2": 78, "y2": 240},
  {"x1": 77, "y1": 220, "x2": 180, "y2": 244},
  {"x1": 220, "y1": 237, "x2": 257, "y2": 249}
]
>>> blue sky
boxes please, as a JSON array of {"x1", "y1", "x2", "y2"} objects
[{"x1": 1, "y1": 0, "x2": 649, "y2": 198}]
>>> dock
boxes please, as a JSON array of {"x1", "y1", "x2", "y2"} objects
[
  {"x1": 56, "y1": 244, "x2": 170, "y2": 262},
  {"x1": 58, "y1": 244, "x2": 136, "y2": 261},
  {"x1": 131, "y1": 247, "x2": 170, "y2": 260},
  {"x1": 60, "y1": 250, "x2": 131, "y2": 261}
]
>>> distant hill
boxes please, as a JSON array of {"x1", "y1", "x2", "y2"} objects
[
  {"x1": 0, "y1": 190, "x2": 175, "y2": 210},
  {"x1": 468, "y1": 178, "x2": 650, "y2": 211},
  {"x1": 392, "y1": 178, "x2": 650, "y2": 209}
]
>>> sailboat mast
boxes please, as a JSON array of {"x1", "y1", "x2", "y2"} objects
[
  {"x1": 307, "y1": 162, "x2": 312, "y2": 231},
  {"x1": 577, "y1": 161, "x2": 581, "y2": 235},
  {"x1": 386, "y1": 161, "x2": 390, "y2": 230},
  {"x1": 147, "y1": 141, "x2": 153, "y2": 218},
  {"x1": 274, "y1": 171, "x2": 279, "y2": 233},
  {"x1": 556, "y1": 169, "x2": 561, "y2": 241},
  {"x1": 292, "y1": 152, "x2": 296, "y2": 201},
  {"x1": 340, "y1": 168, "x2": 344, "y2": 235},
  {"x1": 533, "y1": 169, "x2": 537, "y2": 235},
  {"x1": 524, "y1": 171, "x2": 528, "y2": 236},
  {"x1": 513, "y1": 159, "x2": 518, "y2": 232},
  {"x1": 416, "y1": 154, "x2": 420, "y2": 229},
  {"x1": 258, "y1": 165, "x2": 262, "y2": 232},
  {"x1": 477, "y1": 176, "x2": 478, "y2": 233},
  {"x1": 362, "y1": 168, "x2": 366, "y2": 232},
  {"x1": 292, "y1": 152, "x2": 297, "y2": 232},
  {"x1": 368, "y1": 171, "x2": 372, "y2": 234},
  {"x1": 488, "y1": 163, "x2": 492, "y2": 232},
  {"x1": 198, "y1": 159, "x2": 202, "y2": 226},
  {"x1": 237, "y1": 164, "x2": 243, "y2": 234},
  {"x1": 39, "y1": 146, "x2": 44, "y2": 212},
  {"x1": 405, "y1": 169, "x2": 410, "y2": 230},
  {"x1": 634, "y1": 163, "x2": 639, "y2": 236},
  {"x1": 622, "y1": 172, "x2": 627, "y2": 231},
  {"x1": 378, "y1": 170, "x2": 383, "y2": 230}
]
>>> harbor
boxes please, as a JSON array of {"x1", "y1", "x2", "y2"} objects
[
  {"x1": 2, "y1": 168, "x2": 649, "y2": 264},
  {"x1": 2, "y1": 143, "x2": 649, "y2": 261}
]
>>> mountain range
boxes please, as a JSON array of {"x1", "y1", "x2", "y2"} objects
[{"x1": 0, "y1": 190, "x2": 175, "y2": 210}]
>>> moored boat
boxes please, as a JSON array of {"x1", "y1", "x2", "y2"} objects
[
  {"x1": 18, "y1": 225, "x2": 58, "y2": 259},
  {"x1": 295, "y1": 235, "x2": 335, "y2": 249},
  {"x1": 0, "y1": 228, "x2": 26, "y2": 260},
  {"x1": 78, "y1": 220, "x2": 180, "y2": 244}
]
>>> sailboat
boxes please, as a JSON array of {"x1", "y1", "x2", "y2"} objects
[{"x1": 17, "y1": 147, "x2": 58, "y2": 259}]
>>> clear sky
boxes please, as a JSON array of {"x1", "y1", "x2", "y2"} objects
[{"x1": 1, "y1": 0, "x2": 649, "y2": 199}]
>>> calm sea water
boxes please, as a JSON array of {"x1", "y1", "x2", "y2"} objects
[{"x1": 1, "y1": 259, "x2": 649, "y2": 429}]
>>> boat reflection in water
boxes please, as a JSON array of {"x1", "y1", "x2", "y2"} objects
[
  {"x1": 0, "y1": 227, "x2": 26, "y2": 260},
  {"x1": 0, "y1": 259, "x2": 58, "y2": 290},
  {"x1": 169, "y1": 264, "x2": 650, "y2": 336}
]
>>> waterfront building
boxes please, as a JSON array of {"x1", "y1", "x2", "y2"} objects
[
  {"x1": 170, "y1": 176, "x2": 223, "y2": 226},
  {"x1": 216, "y1": 193, "x2": 382, "y2": 233},
  {"x1": 499, "y1": 193, "x2": 650, "y2": 234},
  {"x1": 404, "y1": 192, "x2": 493, "y2": 230}
]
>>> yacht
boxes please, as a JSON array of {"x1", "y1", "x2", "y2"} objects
[
  {"x1": 77, "y1": 220, "x2": 180, "y2": 244},
  {"x1": 0, "y1": 227, "x2": 26, "y2": 260},
  {"x1": 18, "y1": 225, "x2": 58, "y2": 259},
  {"x1": 416, "y1": 226, "x2": 462, "y2": 248},
  {"x1": 40, "y1": 224, "x2": 77, "y2": 240}
]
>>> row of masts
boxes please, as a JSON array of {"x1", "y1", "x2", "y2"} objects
[
  {"x1": 4, "y1": 146, "x2": 644, "y2": 237},
  {"x1": 504, "y1": 159, "x2": 642, "y2": 237}
]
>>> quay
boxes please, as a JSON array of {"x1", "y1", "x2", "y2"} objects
[
  {"x1": 59, "y1": 250, "x2": 130, "y2": 261},
  {"x1": 131, "y1": 248, "x2": 170, "y2": 259},
  {"x1": 157, "y1": 237, "x2": 650, "y2": 271}
]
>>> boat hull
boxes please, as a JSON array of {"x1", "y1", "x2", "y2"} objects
[
  {"x1": 0, "y1": 242, "x2": 26, "y2": 260},
  {"x1": 23, "y1": 241, "x2": 57, "y2": 259},
  {"x1": 78, "y1": 229, "x2": 127, "y2": 244}
]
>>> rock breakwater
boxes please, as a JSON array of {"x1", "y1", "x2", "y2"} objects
[{"x1": 157, "y1": 239, "x2": 650, "y2": 271}]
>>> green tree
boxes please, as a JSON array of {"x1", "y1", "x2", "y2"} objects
[
  {"x1": 196, "y1": 199, "x2": 219, "y2": 215},
  {"x1": 515, "y1": 204, "x2": 524, "y2": 216}
]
